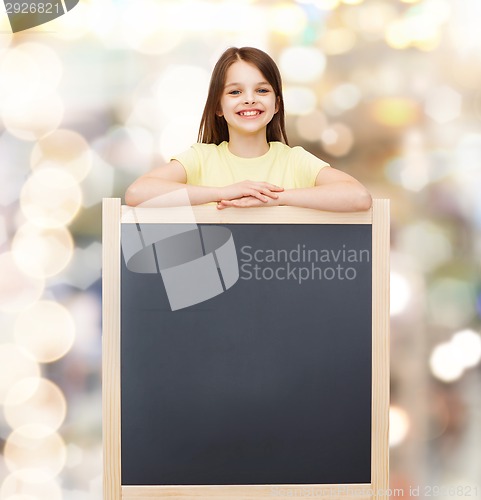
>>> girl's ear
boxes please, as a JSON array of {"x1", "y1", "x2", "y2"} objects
[
  {"x1": 275, "y1": 96, "x2": 280, "y2": 114},
  {"x1": 216, "y1": 101, "x2": 224, "y2": 117}
]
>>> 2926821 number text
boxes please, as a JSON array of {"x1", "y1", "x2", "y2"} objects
[
  {"x1": 5, "y1": 2, "x2": 60, "y2": 14},
  {"x1": 424, "y1": 485, "x2": 479, "y2": 497}
]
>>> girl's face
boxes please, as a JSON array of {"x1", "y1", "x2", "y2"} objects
[{"x1": 217, "y1": 60, "x2": 279, "y2": 141}]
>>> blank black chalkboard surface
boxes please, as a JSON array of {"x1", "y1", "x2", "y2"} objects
[{"x1": 102, "y1": 199, "x2": 390, "y2": 500}]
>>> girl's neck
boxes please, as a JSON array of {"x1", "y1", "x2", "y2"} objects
[{"x1": 227, "y1": 133, "x2": 270, "y2": 158}]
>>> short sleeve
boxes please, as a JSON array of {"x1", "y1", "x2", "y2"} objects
[
  {"x1": 170, "y1": 145, "x2": 201, "y2": 185},
  {"x1": 292, "y1": 147, "x2": 330, "y2": 188}
]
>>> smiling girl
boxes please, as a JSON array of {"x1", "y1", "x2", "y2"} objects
[{"x1": 125, "y1": 47, "x2": 372, "y2": 212}]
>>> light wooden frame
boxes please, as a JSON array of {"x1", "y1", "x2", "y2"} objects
[{"x1": 102, "y1": 199, "x2": 390, "y2": 500}]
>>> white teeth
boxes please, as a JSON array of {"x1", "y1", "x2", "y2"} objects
[{"x1": 240, "y1": 111, "x2": 260, "y2": 116}]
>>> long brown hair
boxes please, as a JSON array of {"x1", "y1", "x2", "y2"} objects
[{"x1": 198, "y1": 47, "x2": 289, "y2": 145}]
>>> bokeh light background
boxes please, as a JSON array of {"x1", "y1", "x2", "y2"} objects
[{"x1": 0, "y1": 0, "x2": 481, "y2": 498}]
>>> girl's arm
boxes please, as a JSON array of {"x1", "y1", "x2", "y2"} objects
[
  {"x1": 217, "y1": 167, "x2": 372, "y2": 212},
  {"x1": 277, "y1": 167, "x2": 372, "y2": 212},
  {"x1": 125, "y1": 160, "x2": 283, "y2": 207},
  {"x1": 125, "y1": 160, "x2": 217, "y2": 206}
]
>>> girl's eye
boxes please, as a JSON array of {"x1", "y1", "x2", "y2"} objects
[
  {"x1": 257, "y1": 88, "x2": 269, "y2": 93},
  {"x1": 228, "y1": 90, "x2": 241, "y2": 95}
]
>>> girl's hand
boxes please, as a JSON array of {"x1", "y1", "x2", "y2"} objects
[
  {"x1": 217, "y1": 195, "x2": 281, "y2": 209},
  {"x1": 218, "y1": 181, "x2": 283, "y2": 203}
]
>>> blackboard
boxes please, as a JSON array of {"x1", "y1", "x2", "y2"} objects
[{"x1": 102, "y1": 201, "x2": 390, "y2": 500}]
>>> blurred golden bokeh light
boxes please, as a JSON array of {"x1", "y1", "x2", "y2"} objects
[
  {"x1": 91, "y1": 125, "x2": 154, "y2": 178},
  {"x1": 429, "y1": 328, "x2": 481, "y2": 384},
  {"x1": 1, "y1": 494, "x2": 36, "y2": 500},
  {"x1": 283, "y1": 87, "x2": 317, "y2": 116},
  {"x1": 269, "y1": 3, "x2": 308, "y2": 36},
  {"x1": 370, "y1": 98, "x2": 420, "y2": 127},
  {"x1": 0, "y1": 473, "x2": 62, "y2": 500},
  {"x1": 451, "y1": 329, "x2": 481, "y2": 369},
  {"x1": 279, "y1": 47, "x2": 326, "y2": 84},
  {"x1": 430, "y1": 342, "x2": 465, "y2": 383},
  {"x1": 307, "y1": 0, "x2": 340, "y2": 10},
  {"x1": 0, "y1": 43, "x2": 62, "y2": 117},
  {"x1": 390, "y1": 272, "x2": 411, "y2": 316},
  {"x1": 159, "y1": 116, "x2": 200, "y2": 163},
  {"x1": 3, "y1": 94, "x2": 64, "y2": 142},
  {"x1": 20, "y1": 168, "x2": 82, "y2": 229},
  {"x1": 30, "y1": 129, "x2": 93, "y2": 183},
  {"x1": 119, "y1": 2, "x2": 185, "y2": 52},
  {"x1": 12, "y1": 224, "x2": 74, "y2": 280},
  {"x1": 47, "y1": 0, "x2": 90, "y2": 40},
  {"x1": 389, "y1": 405, "x2": 410, "y2": 447},
  {"x1": 424, "y1": 85, "x2": 462, "y2": 124},
  {"x1": 348, "y1": 2, "x2": 397, "y2": 39},
  {"x1": 0, "y1": 253, "x2": 44, "y2": 314},
  {"x1": 428, "y1": 278, "x2": 477, "y2": 329},
  {"x1": 0, "y1": 344, "x2": 40, "y2": 405},
  {"x1": 0, "y1": 16, "x2": 13, "y2": 49},
  {"x1": 4, "y1": 425, "x2": 67, "y2": 482},
  {"x1": 323, "y1": 83, "x2": 361, "y2": 115},
  {"x1": 4, "y1": 378, "x2": 67, "y2": 433},
  {"x1": 320, "y1": 123, "x2": 354, "y2": 157},
  {"x1": 320, "y1": 28, "x2": 357, "y2": 55},
  {"x1": 0, "y1": 377, "x2": 40, "y2": 407},
  {"x1": 127, "y1": 25, "x2": 183, "y2": 56},
  {"x1": 14, "y1": 301, "x2": 75, "y2": 364},
  {"x1": 154, "y1": 65, "x2": 210, "y2": 121},
  {"x1": 295, "y1": 111, "x2": 328, "y2": 142},
  {"x1": 398, "y1": 221, "x2": 452, "y2": 272}
]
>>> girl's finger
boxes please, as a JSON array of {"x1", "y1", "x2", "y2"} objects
[
  {"x1": 263, "y1": 183, "x2": 284, "y2": 191},
  {"x1": 249, "y1": 190, "x2": 269, "y2": 202},
  {"x1": 260, "y1": 188, "x2": 278, "y2": 198}
]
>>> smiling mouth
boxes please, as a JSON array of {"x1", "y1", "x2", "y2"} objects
[{"x1": 238, "y1": 110, "x2": 263, "y2": 117}]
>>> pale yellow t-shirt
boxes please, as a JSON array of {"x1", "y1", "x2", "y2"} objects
[{"x1": 171, "y1": 141, "x2": 329, "y2": 189}]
